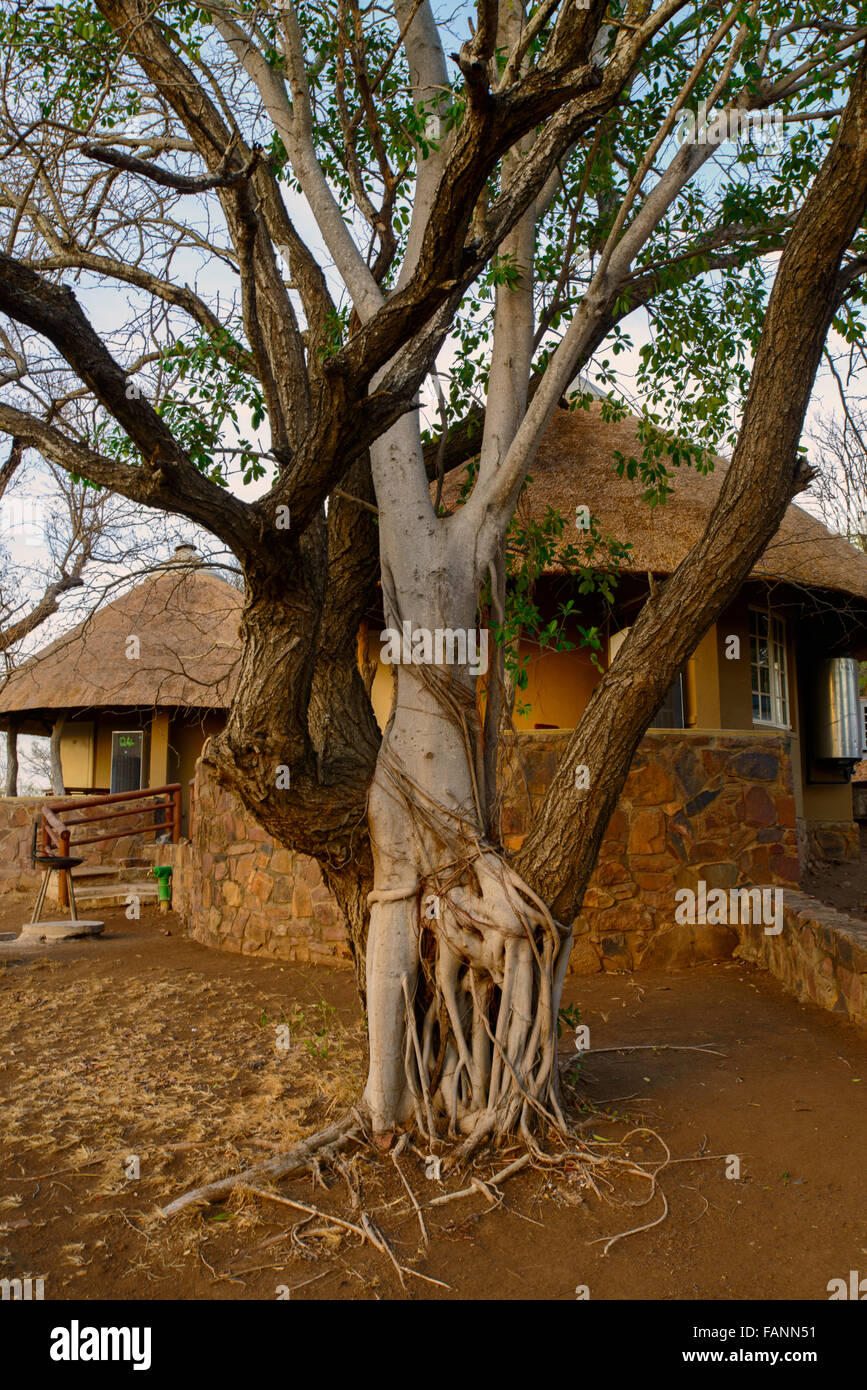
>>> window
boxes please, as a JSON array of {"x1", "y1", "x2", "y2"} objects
[
  {"x1": 750, "y1": 609, "x2": 789, "y2": 727},
  {"x1": 651, "y1": 673, "x2": 685, "y2": 729}
]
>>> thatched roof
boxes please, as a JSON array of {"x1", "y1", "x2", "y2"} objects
[
  {"x1": 445, "y1": 402, "x2": 867, "y2": 601},
  {"x1": 0, "y1": 565, "x2": 242, "y2": 719}
]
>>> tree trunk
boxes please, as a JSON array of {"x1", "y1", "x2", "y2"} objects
[
  {"x1": 204, "y1": 471, "x2": 381, "y2": 1002},
  {"x1": 4, "y1": 726, "x2": 17, "y2": 797},
  {"x1": 50, "y1": 714, "x2": 65, "y2": 796},
  {"x1": 362, "y1": 44, "x2": 867, "y2": 1142},
  {"x1": 362, "y1": 548, "x2": 569, "y2": 1145}
]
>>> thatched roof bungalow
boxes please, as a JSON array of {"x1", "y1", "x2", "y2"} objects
[
  {"x1": 365, "y1": 402, "x2": 867, "y2": 860},
  {"x1": 0, "y1": 546, "x2": 242, "y2": 830}
]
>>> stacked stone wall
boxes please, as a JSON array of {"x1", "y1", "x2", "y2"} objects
[{"x1": 169, "y1": 730, "x2": 801, "y2": 972}]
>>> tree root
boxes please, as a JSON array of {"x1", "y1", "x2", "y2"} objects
[
  {"x1": 242, "y1": 1185, "x2": 449, "y2": 1290},
  {"x1": 374, "y1": 737, "x2": 574, "y2": 1147},
  {"x1": 158, "y1": 1098, "x2": 694, "y2": 1270},
  {"x1": 157, "y1": 1113, "x2": 360, "y2": 1218}
]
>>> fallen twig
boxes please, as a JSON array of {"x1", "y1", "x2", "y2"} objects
[
  {"x1": 246, "y1": 1186, "x2": 449, "y2": 1290},
  {"x1": 582, "y1": 1044, "x2": 728, "y2": 1057},
  {"x1": 391, "y1": 1148, "x2": 429, "y2": 1247}
]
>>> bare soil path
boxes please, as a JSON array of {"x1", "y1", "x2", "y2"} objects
[{"x1": 1, "y1": 895, "x2": 865, "y2": 1300}]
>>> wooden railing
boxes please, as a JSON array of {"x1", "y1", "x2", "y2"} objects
[{"x1": 40, "y1": 784, "x2": 182, "y2": 907}]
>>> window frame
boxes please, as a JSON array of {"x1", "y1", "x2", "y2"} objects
[{"x1": 749, "y1": 606, "x2": 790, "y2": 730}]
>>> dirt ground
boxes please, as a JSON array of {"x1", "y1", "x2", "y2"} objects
[
  {"x1": 802, "y1": 820, "x2": 867, "y2": 917},
  {"x1": 1, "y1": 892, "x2": 866, "y2": 1302}
]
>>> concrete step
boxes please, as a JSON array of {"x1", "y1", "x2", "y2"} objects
[{"x1": 19, "y1": 920, "x2": 105, "y2": 942}]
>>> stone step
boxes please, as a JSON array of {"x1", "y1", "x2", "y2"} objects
[
  {"x1": 71, "y1": 880, "x2": 161, "y2": 909},
  {"x1": 45, "y1": 861, "x2": 163, "y2": 906}
]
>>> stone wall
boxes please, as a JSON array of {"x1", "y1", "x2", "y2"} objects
[
  {"x1": 169, "y1": 730, "x2": 801, "y2": 972},
  {"x1": 0, "y1": 794, "x2": 167, "y2": 891},
  {"x1": 735, "y1": 889, "x2": 867, "y2": 1022},
  {"x1": 799, "y1": 819, "x2": 861, "y2": 867},
  {"x1": 162, "y1": 773, "x2": 351, "y2": 964},
  {"x1": 846, "y1": 760, "x2": 867, "y2": 823},
  {"x1": 501, "y1": 730, "x2": 800, "y2": 974}
]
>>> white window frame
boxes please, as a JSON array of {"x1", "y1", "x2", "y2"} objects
[{"x1": 749, "y1": 607, "x2": 790, "y2": 729}]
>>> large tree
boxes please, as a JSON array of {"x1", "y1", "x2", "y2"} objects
[{"x1": 1, "y1": 0, "x2": 867, "y2": 1152}]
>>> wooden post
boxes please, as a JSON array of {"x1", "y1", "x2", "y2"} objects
[
  {"x1": 59, "y1": 828, "x2": 70, "y2": 908},
  {"x1": 172, "y1": 786, "x2": 181, "y2": 843},
  {"x1": 50, "y1": 713, "x2": 66, "y2": 795},
  {"x1": 4, "y1": 726, "x2": 18, "y2": 797}
]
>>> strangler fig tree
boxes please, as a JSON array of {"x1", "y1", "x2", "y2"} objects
[{"x1": 1, "y1": 0, "x2": 867, "y2": 1143}]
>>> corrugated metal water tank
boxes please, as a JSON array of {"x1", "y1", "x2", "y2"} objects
[{"x1": 812, "y1": 657, "x2": 861, "y2": 761}]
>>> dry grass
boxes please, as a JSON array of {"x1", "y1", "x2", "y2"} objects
[{"x1": 0, "y1": 958, "x2": 367, "y2": 1287}]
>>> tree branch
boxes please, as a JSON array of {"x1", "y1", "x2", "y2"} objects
[{"x1": 79, "y1": 141, "x2": 263, "y2": 192}]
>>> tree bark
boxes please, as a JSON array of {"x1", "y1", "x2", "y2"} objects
[
  {"x1": 4, "y1": 726, "x2": 17, "y2": 797},
  {"x1": 203, "y1": 462, "x2": 382, "y2": 1000}
]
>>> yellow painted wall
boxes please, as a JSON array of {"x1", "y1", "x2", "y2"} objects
[
  {"x1": 802, "y1": 779, "x2": 852, "y2": 822},
  {"x1": 686, "y1": 625, "x2": 721, "y2": 728},
  {"x1": 512, "y1": 640, "x2": 600, "y2": 730},
  {"x1": 716, "y1": 601, "x2": 753, "y2": 729},
  {"x1": 366, "y1": 621, "x2": 726, "y2": 735},
  {"x1": 148, "y1": 711, "x2": 170, "y2": 786},
  {"x1": 59, "y1": 722, "x2": 94, "y2": 789},
  {"x1": 93, "y1": 719, "x2": 113, "y2": 789},
  {"x1": 173, "y1": 712, "x2": 225, "y2": 835},
  {"x1": 365, "y1": 630, "x2": 602, "y2": 733}
]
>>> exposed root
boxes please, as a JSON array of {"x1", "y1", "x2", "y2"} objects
[
  {"x1": 588, "y1": 1131, "x2": 672, "y2": 1256},
  {"x1": 158, "y1": 1095, "x2": 695, "y2": 1270},
  {"x1": 159, "y1": 646, "x2": 708, "y2": 1268},
  {"x1": 374, "y1": 718, "x2": 573, "y2": 1147},
  {"x1": 426, "y1": 1152, "x2": 530, "y2": 1206},
  {"x1": 157, "y1": 1113, "x2": 360, "y2": 1218}
]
